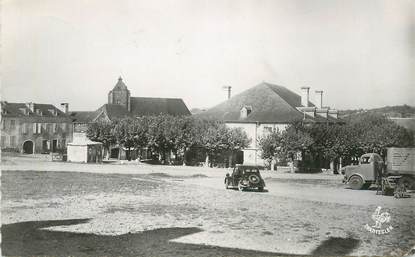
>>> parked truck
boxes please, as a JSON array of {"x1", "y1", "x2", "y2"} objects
[{"x1": 341, "y1": 147, "x2": 415, "y2": 190}]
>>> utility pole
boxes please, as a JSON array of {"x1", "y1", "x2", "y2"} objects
[{"x1": 222, "y1": 86, "x2": 232, "y2": 100}]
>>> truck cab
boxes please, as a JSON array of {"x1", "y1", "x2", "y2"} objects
[{"x1": 341, "y1": 153, "x2": 383, "y2": 190}]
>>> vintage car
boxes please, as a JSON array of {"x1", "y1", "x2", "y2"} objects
[{"x1": 225, "y1": 165, "x2": 265, "y2": 191}]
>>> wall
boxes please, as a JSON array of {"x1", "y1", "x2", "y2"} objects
[
  {"x1": 67, "y1": 145, "x2": 87, "y2": 162},
  {"x1": 1, "y1": 117, "x2": 73, "y2": 153},
  {"x1": 225, "y1": 122, "x2": 288, "y2": 166},
  {"x1": 109, "y1": 88, "x2": 130, "y2": 111}
]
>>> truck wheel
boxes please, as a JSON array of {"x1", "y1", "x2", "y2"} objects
[
  {"x1": 399, "y1": 176, "x2": 415, "y2": 190},
  {"x1": 362, "y1": 183, "x2": 371, "y2": 190},
  {"x1": 349, "y1": 175, "x2": 364, "y2": 190}
]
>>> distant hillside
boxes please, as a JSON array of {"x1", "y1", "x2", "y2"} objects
[
  {"x1": 339, "y1": 105, "x2": 415, "y2": 118},
  {"x1": 190, "y1": 108, "x2": 207, "y2": 115}
]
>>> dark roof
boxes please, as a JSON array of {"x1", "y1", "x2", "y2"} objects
[
  {"x1": 112, "y1": 77, "x2": 128, "y2": 91},
  {"x1": 97, "y1": 104, "x2": 131, "y2": 120},
  {"x1": 130, "y1": 97, "x2": 191, "y2": 116},
  {"x1": 1, "y1": 102, "x2": 71, "y2": 122},
  {"x1": 70, "y1": 97, "x2": 191, "y2": 123},
  {"x1": 195, "y1": 82, "x2": 343, "y2": 124},
  {"x1": 69, "y1": 111, "x2": 97, "y2": 123},
  {"x1": 195, "y1": 82, "x2": 310, "y2": 123}
]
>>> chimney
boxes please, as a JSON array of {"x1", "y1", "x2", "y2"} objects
[
  {"x1": 61, "y1": 103, "x2": 69, "y2": 114},
  {"x1": 315, "y1": 90, "x2": 323, "y2": 109},
  {"x1": 301, "y1": 87, "x2": 310, "y2": 107},
  {"x1": 25, "y1": 102, "x2": 35, "y2": 112},
  {"x1": 223, "y1": 86, "x2": 232, "y2": 100}
]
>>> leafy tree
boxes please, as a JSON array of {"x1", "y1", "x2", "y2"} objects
[
  {"x1": 259, "y1": 130, "x2": 284, "y2": 163},
  {"x1": 86, "y1": 121, "x2": 116, "y2": 159},
  {"x1": 113, "y1": 118, "x2": 137, "y2": 160}
]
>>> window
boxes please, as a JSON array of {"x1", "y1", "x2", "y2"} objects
[
  {"x1": 37, "y1": 123, "x2": 42, "y2": 133},
  {"x1": 2, "y1": 120, "x2": 6, "y2": 130},
  {"x1": 53, "y1": 123, "x2": 57, "y2": 133},
  {"x1": 61, "y1": 139, "x2": 66, "y2": 148},
  {"x1": 10, "y1": 119, "x2": 15, "y2": 129},
  {"x1": 22, "y1": 123, "x2": 28, "y2": 134},
  {"x1": 10, "y1": 136, "x2": 16, "y2": 147},
  {"x1": 33, "y1": 123, "x2": 37, "y2": 134},
  {"x1": 49, "y1": 109, "x2": 57, "y2": 116},
  {"x1": 1, "y1": 136, "x2": 6, "y2": 147},
  {"x1": 19, "y1": 108, "x2": 28, "y2": 115},
  {"x1": 61, "y1": 123, "x2": 69, "y2": 133},
  {"x1": 361, "y1": 156, "x2": 371, "y2": 164},
  {"x1": 263, "y1": 126, "x2": 273, "y2": 134},
  {"x1": 46, "y1": 123, "x2": 52, "y2": 133}
]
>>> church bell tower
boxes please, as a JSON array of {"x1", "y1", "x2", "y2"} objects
[{"x1": 108, "y1": 76, "x2": 131, "y2": 112}]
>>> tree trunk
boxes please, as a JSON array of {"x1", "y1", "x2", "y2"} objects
[
  {"x1": 205, "y1": 154, "x2": 210, "y2": 167},
  {"x1": 166, "y1": 150, "x2": 171, "y2": 164},
  {"x1": 330, "y1": 160, "x2": 335, "y2": 174},
  {"x1": 127, "y1": 147, "x2": 131, "y2": 161},
  {"x1": 289, "y1": 161, "x2": 295, "y2": 173},
  {"x1": 228, "y1": 151, "x2": 233, "y2": 168}
]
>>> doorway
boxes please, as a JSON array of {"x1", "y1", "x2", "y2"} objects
[
  {"x1": 52, "y1": 139, "x2": 58, "y2": 152},
  {"x1": 235, "y1": 150, "x2": 244, "y2": 164},
  {"x1": 22, "y1": 140, "x2": 34, "y2": 154},
  {"x1": 110, "y1": 148, "x2": 119, "y2": 159},
  {"x1": 42, "y1": 140, "x2": 49, "y2": 153}
]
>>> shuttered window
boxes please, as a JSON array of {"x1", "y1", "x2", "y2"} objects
[
  {"x1": 22, "y1": 123, "x2": 28, "y2": 134},
  {"x1": 10, "y1": 120, "x2": 15, "y2": 129},
  {"x1": 10, "y1": 136, "x2": 16, "y2": 147}
]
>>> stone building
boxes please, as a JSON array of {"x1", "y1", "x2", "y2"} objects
[
  {"x1": 69, "y1": 77, "x2": 191, "y2": 159},
  {"x1": 0, "y1": 102, "x2": 73, "y2": 154},
  {"x1": 196, "y1": 82, "x2": 343, "y2": 166}
]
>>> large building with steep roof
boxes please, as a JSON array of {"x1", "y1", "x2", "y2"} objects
[
  {"x1": 196, "y1": 82, "x2": 342, "y2": 165},
  {"x1": 0, "y1": 101, "x2": 73, "y2": 154},
  {"x1": 69, "y1": 77, "x2": 191, "y2": 159},
  {"x1": 70, "y1": 77, "x2": 190, "y2": 127}
]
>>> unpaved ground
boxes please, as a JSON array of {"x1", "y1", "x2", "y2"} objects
[{"x1": 1, "y1": 154, "x2": 415, "y2": 256}]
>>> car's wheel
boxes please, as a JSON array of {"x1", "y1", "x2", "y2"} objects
[
  {"x1": 258, "y1": 187, "x2": 264, "y2": 192},
  {"x1": 349, "y1": 175, "x2": 364, "y2": 190},
  {"x1": 238, "y1": 181, "x2": 245, "y2": 191}
]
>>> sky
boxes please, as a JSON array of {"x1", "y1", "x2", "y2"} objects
[{"x1": 2, "y1": 0, "x2": 414, "y2": 111}]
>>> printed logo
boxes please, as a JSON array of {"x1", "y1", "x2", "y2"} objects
[{"x1": 364, "y1": 206, "x2": 393, "y2": 235}]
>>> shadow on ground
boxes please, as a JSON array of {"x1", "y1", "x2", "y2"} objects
[
  {"x1": 2, "y1": 219, "x2": 361, "y2": 257},
  {"x1": 311, "y1": 237, "x2": 360, "y2": 256},
  {"x1": 2, "y1": 219, "x2": 294, "y2": 257}
]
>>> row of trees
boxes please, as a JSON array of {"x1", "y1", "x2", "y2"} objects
[
  {"x1": 86, "y1": 115, "x2": 250, "y2": 166},
  {"x1": 259, "y1": 113, "x2": 414, "y2": 171}
]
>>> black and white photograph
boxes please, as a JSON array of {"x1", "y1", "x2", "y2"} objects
[{"x1": 1, "y1": 0, "x2": 415, "y2": 256}]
